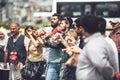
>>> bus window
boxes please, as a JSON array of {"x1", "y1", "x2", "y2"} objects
[{"x1": 57, "y1": 1, "x2": 120, "y2": 18}]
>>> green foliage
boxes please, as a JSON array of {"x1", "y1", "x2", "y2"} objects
[
  {"x1": 0, "y1": 20, "x2": 50, "y2": 28},
  {"x1": 35, "y1": 21, "x2": 51, "y2": 29},
  {"x1": 0, "y1": 22, "x2": 11, "y2": 29}
]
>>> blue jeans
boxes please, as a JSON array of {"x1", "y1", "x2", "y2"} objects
[{"x1": 45, "y1": 63, "x2": 61, "y2": 80}]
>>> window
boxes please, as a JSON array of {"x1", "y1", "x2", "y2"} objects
[{"x1": 57, "y1": 1, "x2": 120, "y2": 18}]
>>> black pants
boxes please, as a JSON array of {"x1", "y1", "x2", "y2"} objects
[
  {"x1": 0, "y1": 70, "x2": 9, "y2": 80},
  {"x1": 118, "y1": 53, "x2": 120, "y2": 71}
]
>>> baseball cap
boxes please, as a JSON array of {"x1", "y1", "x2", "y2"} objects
[{"x1": 109, "y1": 18, "x2": 120, "y2": 25}]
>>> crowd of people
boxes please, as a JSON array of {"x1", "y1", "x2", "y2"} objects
[{"x1": 0, "y1": 13, "x2": 120, "y2": 80}]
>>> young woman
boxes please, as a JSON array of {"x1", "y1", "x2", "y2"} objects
[{"x1": 22, "y1": 26, "x2": 44, "y2": 80}]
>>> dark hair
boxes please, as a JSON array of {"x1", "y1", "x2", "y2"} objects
[
  {"x1": 74, "y1": 17, "x2": 82, "y2": 28},
  {"x1": 10, "y1": 50, "x2": 19, "y2": 59},
  {"x1": 62, "y1": 17, "x2": 73, "y2": 28},
  {"x1": 12, "y1": 50, "x2": 17, "y2": 52},
  {"x1": 98, "y1": 17, "x2": 106, "y2": 34},
  {"x1": 66, "y1": 17, "x2": 73, "y2": 29},
  {"x1": 81, "y1": 15, "x2": 99, "y2": 34},
  {"x1": 52, "y1": 13, "x2": 63, "y2": 21},
  {"x1": 24, "y1": 25, "x2": 34, "y2": 35}
]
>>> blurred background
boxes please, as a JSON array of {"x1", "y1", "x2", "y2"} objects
[
  {"x1": 0, "y1": 0, "x2": 53, "y2": 35},
  {"x1": 0, "y1": 0, "x2": 120, "y2": 35}
]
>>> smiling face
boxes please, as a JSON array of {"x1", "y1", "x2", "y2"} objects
[{"x1": 10, "y1": 23, "x2": 20, "y2": 37}]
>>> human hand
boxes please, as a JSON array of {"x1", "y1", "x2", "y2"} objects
[
  {"x1": 26, "y1": 30, "x2": 32, "y2": 36},
  {"x1": 17, "y1": 62, "x2": 24, "y2": 71},
  {"x1": 3, "y1": 62, "x2": 7, "y2": 69},
  {"x1": 116, "y1": 72, "x2": 120, "y2": 79},
  {"x1": 53, "y1": 35, "x2": 63, "y2": 44},
  {"x1": 63, "y1": 45, "x2": 82, "y2": 54},
  {"x1": 66, "y1": 36, "x2": 76, "y2": 46}
]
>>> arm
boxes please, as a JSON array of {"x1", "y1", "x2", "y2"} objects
[
  {"x1": 62, "y1": 45, "x2": 82, "y2": 56},
  {"x1": 47, "y1": 27, "x2": 61, "y2": 38},
  {"x1": 55, "y1": 35, "x2": 82, "y2": 55},
  {"x1": 44, "y1": 33, "x2": 65, "y2": 49},
  {"x1": 44, "y1": 39, "x2": 65, "y2": 49},
  {"x1": 27, "y1": 30, "x2": 40, "y2": 47},
  {"x1": 61, "y1": 39, "x2": 69, "y2": 48},
  {"x1": 57, "y1": 35, "x2": 69, "y2": 48},
  {"x1": 29, "y1": 35, "x2": 40, "y2": 47},
  {"x1": 37, "y1": 37, "x2": 45, "y2": 47},
  {"x1": 4, "y1": 39, "x2": 8, "y2": 69}
]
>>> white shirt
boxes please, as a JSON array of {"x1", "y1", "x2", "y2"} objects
[
  {"x1": 76, "y1": 33, "x2": 117, "y2": 80},
  {"x1": 105, "y1": 36, "x2": 119, "y2": 72}
]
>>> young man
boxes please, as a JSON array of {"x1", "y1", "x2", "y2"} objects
[
  {"x1": 44, "y1": 13, "x2": 63, "y2": 80},
  {"x1": 68, "y1": 15, "x2": 117, "y2": 80}
]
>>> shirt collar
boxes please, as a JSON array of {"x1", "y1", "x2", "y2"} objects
[{"x1": 84, "y1": 32, "x2": 101, "y2": 44}]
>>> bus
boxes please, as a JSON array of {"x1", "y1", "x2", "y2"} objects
[{"x1": 52, "y1": 0, "x2": 120, "y2": 31}]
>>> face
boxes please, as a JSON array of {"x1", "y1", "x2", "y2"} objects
[
  {"x1": 0, "y1": 32, "x2": 5, "y2": 40},
  {"x1": 59, "y1": 20, "x2": 66, "y2": 31},
  {"x1": 51, "y1": 16, "x2": 60, "y2": 28},
  {"x1": 79, "y1": 26, "x2": 88, "y2": 39},
  {"x1": 73, "y1": 22, "x2": 83, "y2": 36},
  {"x1": 10, "y1": 23, "x2": 20, "y2": 37},
  {"x1": 65, "y1": 22, "x2": 69, "y2": 29},
  {"x1": 32, "y1": 29, "x2": 39, "y2": 38},
  {"x1": 73, "y1": 23, "x2": 78, "y2": 32},
  {"x1": 25, "y1": 28, "x2": 33, "y2": 38},
  {"x1": 66, "y1": 30, "x2": 77, "y2": 46},
  {"x1": 78, "y1": 27, "x2": 83, "y2": 34},
  {"x1": 33, "y1": 29, "x2": 38, "y2": 35}
]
